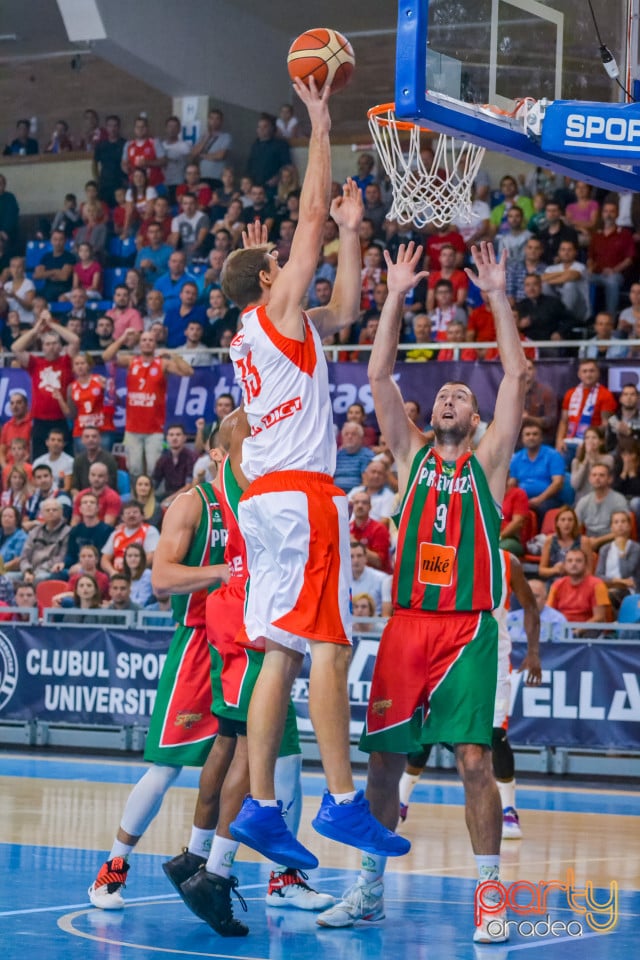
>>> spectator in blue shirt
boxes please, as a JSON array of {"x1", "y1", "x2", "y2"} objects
[
  {"x1": 334, "y1": 422, "x2": 375, "y2": 494},
  {"x1": 0, "y1": 505, "x2": 27, "y2": 577},
  {"x1": 510, "y1": 419, "x2": 567, "y2": 521},
  {"x1": 163, "y1": 281, "x2": 207, "y2": 348},
  {"x1": 134, "y1": 222, "x2": 173, "y2": 283},
  {"x1": 152, "y1": 250, "x2": 196, "y2": 311}
]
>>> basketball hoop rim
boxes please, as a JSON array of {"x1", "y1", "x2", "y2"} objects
[{"x1": 367, "y1": 102, "x2": 435, "y2": 135}]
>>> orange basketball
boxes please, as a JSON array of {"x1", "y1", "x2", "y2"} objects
[{"x1": 287, "y1": 28, "x2": 355, "y2": 94}]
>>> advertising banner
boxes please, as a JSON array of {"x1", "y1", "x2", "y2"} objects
[{"x1": 1, "y1": 627, "x2": 638, "y2": 751}]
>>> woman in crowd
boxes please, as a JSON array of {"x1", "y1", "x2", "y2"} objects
[
  {"x1": 570, "y1": 427, "x2": 614, "y2": 503},
  {"x1": 595, "y1": 510, "x2": 640, "y2": 614},
  {"x1": 123, "y1": 543, "x2": 154, "y2": 607},
  {"x1": 1, "y1": 466, "x2": 30, "y2": 516},
  {"x1": 66, "y1": 241, "x2": 103, "y2": 300},
  {"x1": 0, "y1": 505, "x2": 27, "y2": 576},
  {"x1": 538, "y1": 506, "x2": 594, "y2": 581},
  {"x1": 1, "y1": 309, "x2": 27, "y2": 351},
  {"x1": 565, "y1": 181, "x2": 600, "y2": 250},
  {"x1": 68, "y1": 544, "x2": 110, "y2": 599},
  {"x1": 131, "y1": 474, "x2": 163, "y2": 529},
  {"x1": 125, "y1": 268, "x2": 146, "y2": 311},
  {"x1": 352, "y1": 593, "x2": 379, "y2": 634},
  {"x1": 210, "y1": 199, "x2": 244, "y2": 249},
  {"x1": 53, "y1": 573, "x2": 103, "y2": 624},
  {"x1": 64, "y1": 352, "x2": 115, "y2": 451},
  {"x1": 203, "y1": 287, "x2": 239, "y2": 347},
  {"x1": 218, "y1": 166, "x2": 237, "y2": 207},
  {"x1": 124, "y1": 169, "x2": 157, "y2": 236},
  {"x1": 275, "y1": 163, "x2": 300, "y2": 213}
]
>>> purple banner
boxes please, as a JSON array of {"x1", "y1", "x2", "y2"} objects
[{"x1": 0, "y1": 358, "x2": 615, "y2": 434}]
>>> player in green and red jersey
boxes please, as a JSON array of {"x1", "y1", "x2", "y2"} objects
[
  {"x1": 89, "y1": 481, "x2": 231, "y2": 910},
  {"x1": 162, "y1": 413, "x2": 334, "y2": 936},
  {"x1": 318, "y1": 242, "x2": 527, "y2": 944}
]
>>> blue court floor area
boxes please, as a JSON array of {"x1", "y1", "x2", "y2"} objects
[{"x1": 2, "y1": 752, "x2": 639, "y2": 960}]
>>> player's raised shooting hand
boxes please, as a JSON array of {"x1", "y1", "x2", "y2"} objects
[
  {"x1": 465, "y1": 242, "x2": 507, "y2": 295},
  {"x1": 292, "y1": 75, "x2": 331, "y2": 132}
]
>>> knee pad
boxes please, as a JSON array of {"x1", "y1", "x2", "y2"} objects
[{"x1": 491, "y1": 727, "x2": 514, "y2": 781}]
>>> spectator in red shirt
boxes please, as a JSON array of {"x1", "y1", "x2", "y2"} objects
[
  {"x1": 136, "y1": 195, "x2": 173, "y2": 249},
  {"x1": 176, "y1": 161, "x2": 213, "y2": 211},
  {"x1": 12, "y1": 311, "x2": 80, "y2": 457},
  {"x1": 72, "y1": 462, "x2": 122, "y2": 527},
  {"x1": 436, "y1": 319, "x2": 478, "y2": 361},
  {"x1": 467, "y1": 291, "x2": 496, "y2": 349},
  {"x1": 0, "y1": 390, "x2": 32, "y2": 466},
  {"x1": 349, "y1": 490, "x2": 392, "y2": 573},
  {"x1": 102, "y1": 329, "x2": 193, "y2": 479},
  {"x1": 425, "y1": 224, "x2": 466, "y2": 271},
  {"x1": 556, "y1": 359, "x2": 617, "y2": 460},
  {"x1": 69, "y1": 544, "x2": 110, "y2": 600},
  {"x1": 121, "y1": 116, "x2": 165, "y2": 188},
  {"x1": 547, "y1": 547, "x2": 611, "y2": 628},
  {"x1": 588, "y1": 200, "x2": 636, "y2": 317},
  {"x1": 500, "y1": 479, "x2": 529, "y2": 556},
  {"x1": 426, "y1": 243, "x2": 468, "y2": 311}
]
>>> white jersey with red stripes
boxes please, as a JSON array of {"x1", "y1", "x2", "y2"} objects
[{"x1": 229, "y1": 304, "x2": 336, "y2": 483}]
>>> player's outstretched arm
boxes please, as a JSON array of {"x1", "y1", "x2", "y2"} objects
[
  {"x1": 151, "y1": 489, "x2": 229, "y2": 597},
  {"x1": 269, "y1": 77, "x2": 332, "y2": 334},
  {"x1": 510, "y1": 556, "x2": 542, "y2": 685},
  {"x1": 470, "y1": 243, "x2": 527, "y2": 501},
  {"x1": 309, "y1": 178, "x2": 363, "y2": 339},
  {"x1": 368, "y1": 243, "x2": 429, "y2": 489}
]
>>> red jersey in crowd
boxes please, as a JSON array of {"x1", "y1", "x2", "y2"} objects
[
  {"x1": 70, "y1": 375, "x2": 115, "y2": 437},
  {"x1": 125, "y1": 138, "x2": 164, "y2": 187},
  {"x1": 26, "y1": 355, "x2": 73, "y2": 420},
  {"x1": 125, "y1": 357, "x2": 167, "y2": 434}
]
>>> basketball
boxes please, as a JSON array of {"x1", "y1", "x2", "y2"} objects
[{"x1": 287, "y1": 28, "x2": 355, "y2": 94}]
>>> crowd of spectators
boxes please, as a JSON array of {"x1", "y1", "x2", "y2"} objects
[{"x1": 3, "y1": 108, "x2": 640, "y2": 629}]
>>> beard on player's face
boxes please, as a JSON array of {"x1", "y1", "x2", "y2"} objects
[{"x1": 433, "y1": 422, "x2": 472, "y2": 445}]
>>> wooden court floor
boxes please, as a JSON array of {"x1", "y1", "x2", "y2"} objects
[{"x1": 1, "y1": 751, "x2": 639, "y2": 960}]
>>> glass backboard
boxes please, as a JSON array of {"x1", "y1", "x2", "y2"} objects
[{"x1": 394, "y1": 0, "x2": 640, "y2": 191}]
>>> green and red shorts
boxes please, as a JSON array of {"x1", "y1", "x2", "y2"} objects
[
  {"x1": 359, "y1": 608, "x2": 497, "y2": 754},
  {"x1": 144, "y1": 624, "x2": 218, "y2": 767}
]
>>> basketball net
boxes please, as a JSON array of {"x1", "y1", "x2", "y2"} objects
[{"x1": 368, "y1": 103, "x2": 485, "y2": 228}]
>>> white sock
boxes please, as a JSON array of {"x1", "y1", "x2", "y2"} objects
[
  {"x1": 275, "y1": 752, "x2": 303, "y2": 836},
  {"x1": 254, "y1": 798, "x2": 279, "y2": 807},
  {"x1": 206, "y1": 834, "x2": 240, "y2": 878},
  {"x1": 475, "y1": 855, "x2": 500, "y2": 884},
  {"x1": 109, "y1": 839, "x2": 134, "y2": 860},
  {"x1": 360, "y1": 852, "x2": 387, "y2": 883},
  {"x1": 399, "y1": 771, "x2": 421, "y2": 806},
  {"x1": 496, "y1": 778, "x2": 516, "y2": 811},
  {"x1": 331, "y1": 790, "x2": 357, "y2": 804},
  {"x1": 119, "y1": 764, "x2": 182, "y2": 837},
  {"x1": 188, "y1": 826, "x2": 215, "y2": 858}
]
